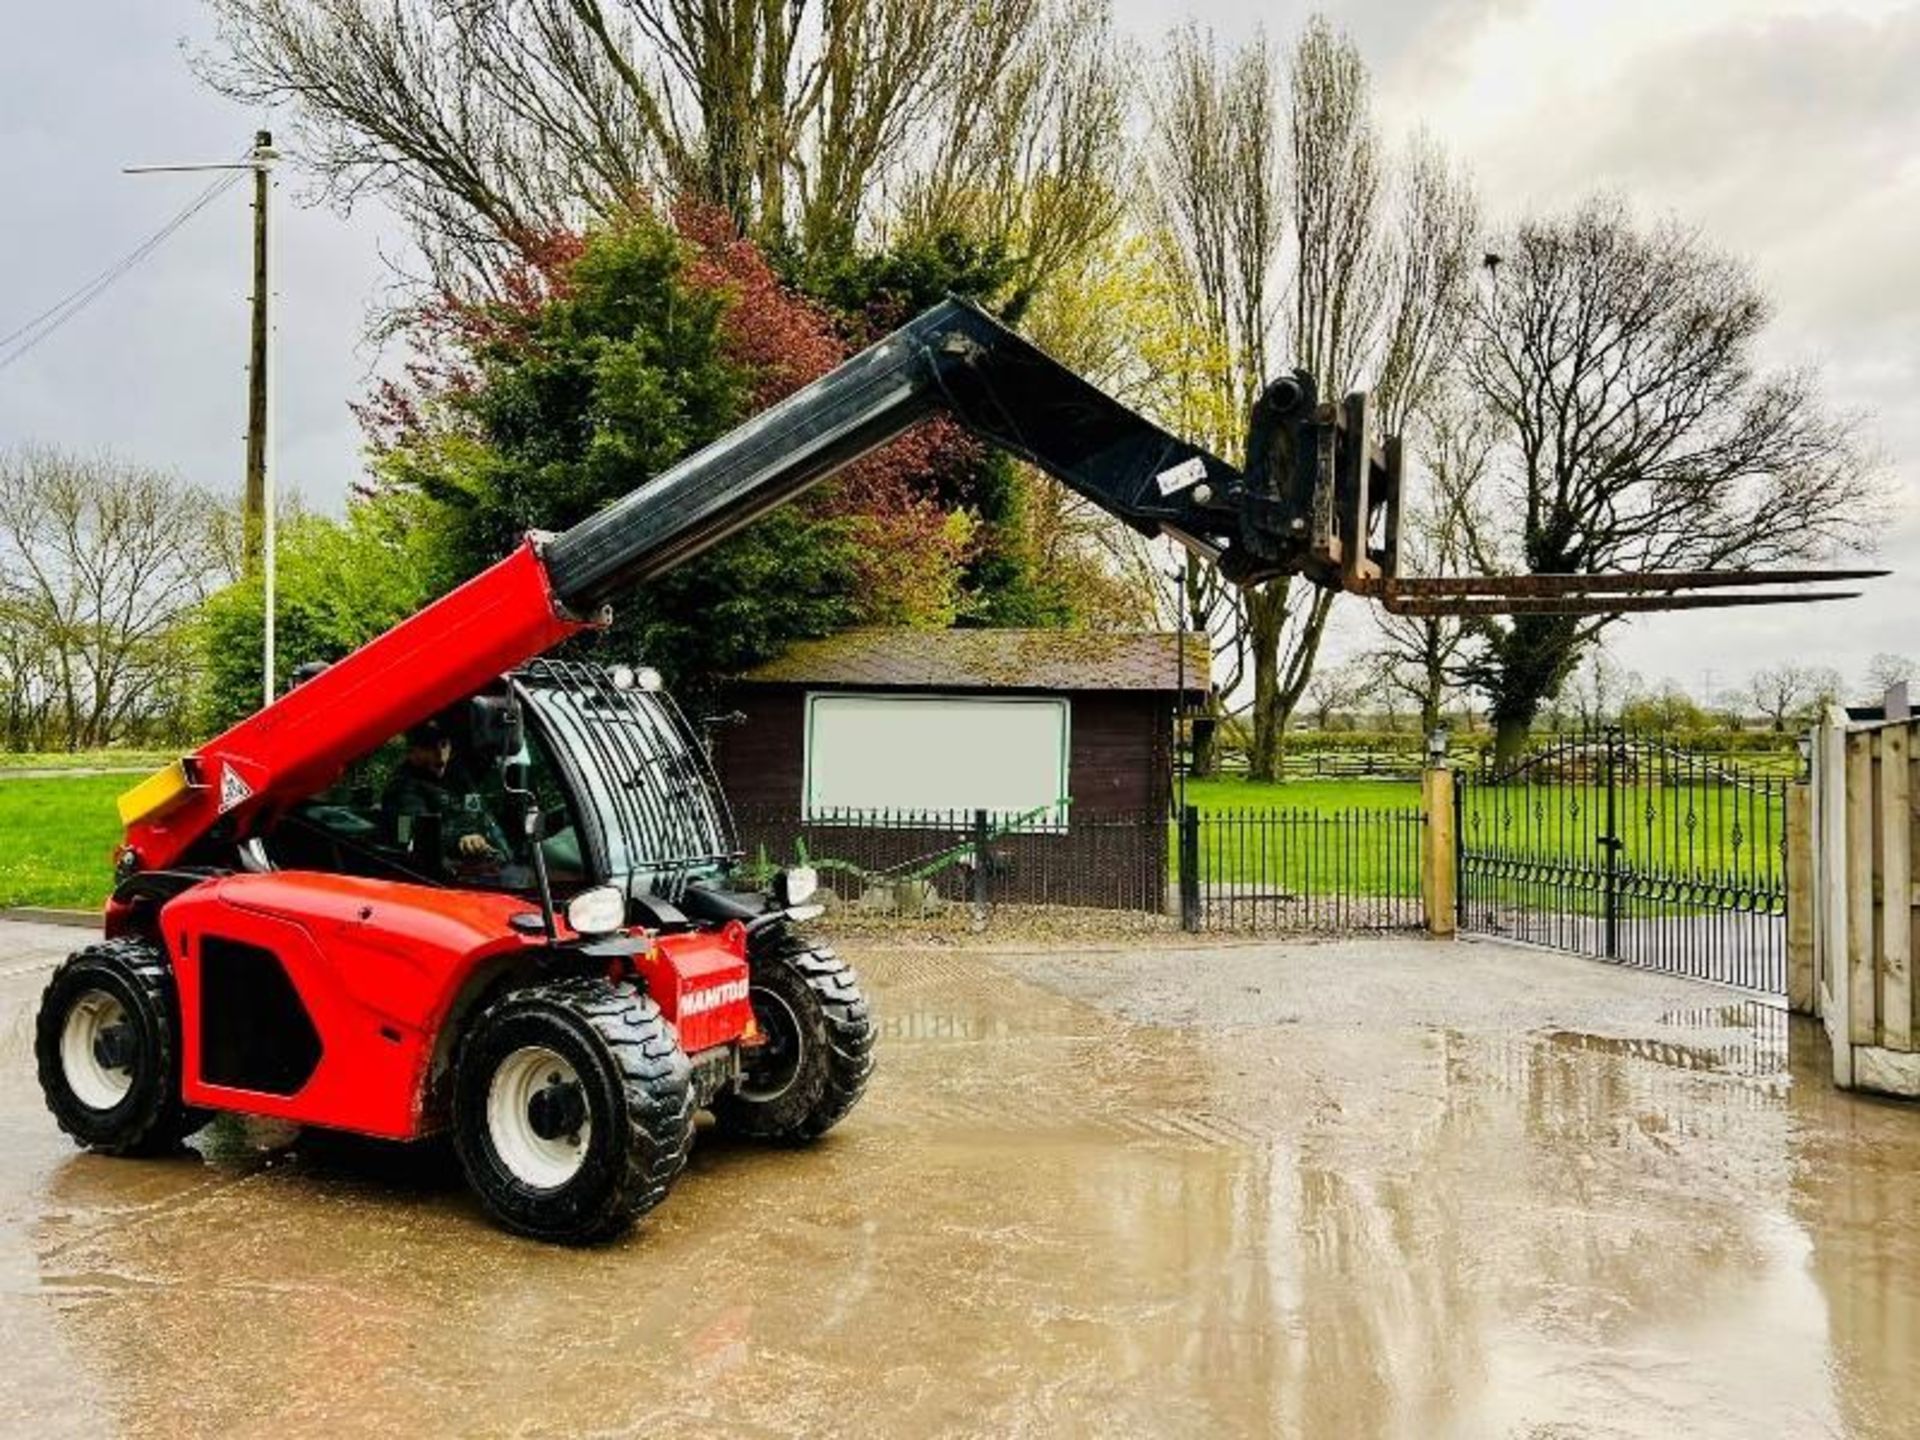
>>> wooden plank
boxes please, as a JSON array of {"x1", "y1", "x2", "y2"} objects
[
  {"x1": 1420, "y1": 767, "x2": 1456, "y2": 936},
  {"x1": 1911, "y1": 741, "x2": 1920, "y2": 1052},
  {"x1": 1847, "y1": 732, "x2": 1878, "y2": 1047},
  {"x1": 1785, "y1": 784, "x2": 1816, "y2": 1016},
  {"x1": 1881, "y1": 724, "x2": 1913, "y2": 1050},
  {"x1": 1817, "y1": 716, "x2": 1852, "y2": 1085},
  {"x1": 1873, "y1": 734, "x2": 1886, "y2": 994}
]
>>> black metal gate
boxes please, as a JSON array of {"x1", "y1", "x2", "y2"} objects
[{"x1": 1455, "y1": 728, "x2": 1790, "y2": 993}]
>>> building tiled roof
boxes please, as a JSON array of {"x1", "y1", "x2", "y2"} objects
[{"x1": 737, "y1": 628, "x2": 1211, "y2": 694}]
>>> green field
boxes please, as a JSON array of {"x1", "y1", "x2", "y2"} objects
[
  {"x1": 1185, "y1": 774, "x2": 1781, "y2": 874},
  {"x1": 1180, "y1": 776, "x2": 1421, "y2": 813},
  {"x1": 0, "y1": 749, "x2": 172, "y2": 772},
  {"x1": 1172, "y1": 777, "x2": 1423, "y2": 892},
  {"x1": 1457, "y1": 780, "x2": 1784, "y2": 879},
  {"x1": 0, "y1": 766, "x2": 1784, "y2": 913},
  {"x1": 0, "y1": 773, "x2": 127, "y2": 909},
  {"x1": 1174, "y1": 774, "x2": 1782, "y2": 898}
]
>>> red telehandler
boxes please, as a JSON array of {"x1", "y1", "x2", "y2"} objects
[{"x1": 34, "y1": 298, "x2": 1876, "y2": 1242}]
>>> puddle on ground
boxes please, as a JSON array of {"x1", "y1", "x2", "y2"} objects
[{"x1": 0, "y1": 939, "x2": 1916, "y2": 1437}]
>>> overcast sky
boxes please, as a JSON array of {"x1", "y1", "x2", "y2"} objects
[{"x1": 1, "y1": 0, "x2": 1914, "y2": 700}]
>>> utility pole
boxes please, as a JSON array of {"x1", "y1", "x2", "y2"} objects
[
  {"x1": 128, "y1": 131, "x2": 280, "y2": 705},
  {"x1": 244, "y1": 130, "x2": 271, "y2": 577}
]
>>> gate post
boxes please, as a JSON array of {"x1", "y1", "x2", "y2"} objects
[
  {"x1": 1786, "y1": 780, "x2": 1815, "y2": 1015},
  {"x1": 1178, "y1": 804, "x2": 1200, "y2": 932},
  {"x1": 971, "y1": 809, "x2": 991, "y2": 925},
  {"x1": 1602, "y1": 727, "x2": 1622, "y2": 959},
  {"x1": 1421, "y1": 761, "x2": 1457, "y2": 936}
]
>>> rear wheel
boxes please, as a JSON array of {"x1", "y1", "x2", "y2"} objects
[
  {"x1": 36, "y1": 939, "x2": 206, "y2": 1156},
  {"x1": 712, "y1": 935, "x2": 874, "y2": 1142},
  {"x1": 453, "y1": 980, "x2": 693, "y2": 1244}
]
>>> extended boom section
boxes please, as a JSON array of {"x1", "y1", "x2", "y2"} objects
[
  {"x1": 540, "y1": 299, "x2": 1253, "y2": 608},
  {"x1": 120, "y1": 297, "x2": 1877, "y2": 876}
]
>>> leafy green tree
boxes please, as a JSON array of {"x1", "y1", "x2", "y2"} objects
[
  {"x1": 365, "y1": 209, "x2": 989, "y2": 701},
  {"x1": 197, "y1": 497, "x2": 446, "y2": 731},
  {"x1": 783, "y1": 224, "x2": 1091, "y2": 629},
  {"x1": 1619, "y1": 683, "x2": 1709, "y2": 736}
]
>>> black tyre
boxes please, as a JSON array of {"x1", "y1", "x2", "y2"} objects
[
  {"x1": 452, "y1": 979, "x2": 693, "y2": 1244},
  {"x1": 36, "y1": 938, "x2": 206, "y2": 1156},
  {"x1": 711, "y1": 934, "x2": 874, "y2": 1142}
]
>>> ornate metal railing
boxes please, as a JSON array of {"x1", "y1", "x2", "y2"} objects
[{"x1": 1456, "y1": 727, "x2": 1789, "y2": 993}]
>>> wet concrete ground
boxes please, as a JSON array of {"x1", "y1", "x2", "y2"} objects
[{"x1": 2, "y1": 919, "x2": 1917, "y2": 1438}]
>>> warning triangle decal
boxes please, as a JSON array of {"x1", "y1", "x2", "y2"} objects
[{"x1": 218, "y1": 764, "x2": 254, "y2": 814}]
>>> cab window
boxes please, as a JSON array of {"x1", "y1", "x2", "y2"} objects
[{"x1": 265, "y1": 703, "x2": 590, "y2": 894}]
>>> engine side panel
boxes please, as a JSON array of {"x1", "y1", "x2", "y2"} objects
[{"x1": 164, "y1": 873, "x2": 539, "y2": 1139}]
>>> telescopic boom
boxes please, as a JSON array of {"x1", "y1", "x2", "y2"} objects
[{"x1": 116, "y1": 297, "x2": 1876, "y2": 873}]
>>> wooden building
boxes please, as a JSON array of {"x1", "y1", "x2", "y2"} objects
[{"x1": 711, "y1": 628, "x2": 1208, "y2": 910}]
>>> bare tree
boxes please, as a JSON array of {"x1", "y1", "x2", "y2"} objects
[
  {"x1": 1562, "y1": 650, "x2": 1640, "y2": 731},
  {"x1": 1368, "y1": 389, "x2": 1489, "y2": 732},
  {"x1": 1457, "y1": 197, "x2": 1883, "y2": 761},
  {"x1": 1862, "y1": 652, "x2": 1916, "y2": 701},
  {"x1": 1233, "y1": 16, "x2": 1378, "y2": 783},
  {"x1": 1748, "y1": 663, "x2": 1841, "y2": 732},
  {"x1": 0, "y1": 449, "x2": 231, "y2": 750},
  {"x1": 893, "y1": 0, "x2": 1129, "y2": 312},
  {"x1": 1146, "y1": 19, "x2": 1474, "y2": 781},
  {"x1": 1371, "y1": 135, "x2": 1478, "y2": 434},
  {"x1": 1301, "y1": 656, "x2": 1372, "y2": 731},
  {"x1": 1144, "y1": 25, "x2": 1283, "y2": 775},
  {"x1": 201, "y1": 0, "x2": 1118, "y2": 282}
]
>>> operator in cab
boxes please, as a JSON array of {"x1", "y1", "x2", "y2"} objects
[{"x1": 382, "y1": 718, "x2": 512, "y2": 867}]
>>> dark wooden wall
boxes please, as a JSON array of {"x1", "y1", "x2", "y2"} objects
[
  {"x1": 712, "y1": 685, "x2": 1175, "y2": 818},
  {"x1": 711, "y1": 684, "x2": 1178, "y2": 910}
]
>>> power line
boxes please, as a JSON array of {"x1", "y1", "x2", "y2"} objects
[{"x1": 0, "y1": 164, "x2": 247, "y2": 375}]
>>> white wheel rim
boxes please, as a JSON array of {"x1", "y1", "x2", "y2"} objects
[
  {"x1": 61, "y1": 988, "x2": 135, "y2": 1111},
  {"x1": 486, "y1": 1045, "x2": 590, "y2": 1190}
]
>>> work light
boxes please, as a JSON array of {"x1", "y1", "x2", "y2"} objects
[
  {"x1": 774, "y1": 866, "x2": 818, "y2": 908},
  {"x1": 565, "y1": 885, "x2": 625, "y2": 936}
]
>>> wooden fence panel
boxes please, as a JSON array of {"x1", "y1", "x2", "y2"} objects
[
  {"x1": 1810, "y1": 711, "x2": 1920, "y2": 1097},
  {"x1": 1846, "y1": 732, "x2": 1877, "y2": 1046},
  {"x1": 1880, "y1": 725, "x2": 1912, "y2": 1050}
]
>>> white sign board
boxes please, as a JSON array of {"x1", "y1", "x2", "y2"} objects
[{"x1": 803, "y1": 693, "x2": 1070, "y2": 827}]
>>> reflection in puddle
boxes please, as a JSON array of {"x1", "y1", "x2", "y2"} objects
[
  {"x1": 1542, "y1": 1020, "x2": 1787, "y2": 1081},
  {"x1": 10, "y1": 947, "x2": 1919, "y2": 1437},
  {"x1": 878, "y1": 1010, "x2": 1012, "y2": 1043}
]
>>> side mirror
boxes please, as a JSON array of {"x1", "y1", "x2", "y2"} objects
[{"x1": 469, "y1": 694, "x2": 524, "y2": 762}]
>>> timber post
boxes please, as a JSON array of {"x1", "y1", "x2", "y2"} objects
[
  {"x1": 1786, "y1": 779, "x2": 1815, "y2": 1016},
  {"x1": 1420, "y1": 752, "x2": 1457, "y2": 937},
  {"x1": 1178, "y1": 805, "x2": 1200, "y2": 933}
]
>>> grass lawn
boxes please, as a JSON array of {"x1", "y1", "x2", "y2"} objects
[
  {"x1": 1457, "y1": 780, "x2": 1784, "y2": 879},
  {"x1": 0, "y1": 773, "x2": 127, "y2": 909},
  {"x1": 1171, "y1": 773, "x2": 1783, "y2": 899},
  {"x1": 0, "y1": 749, "x2": 172, "y2": 772},
  {"x1": 1170, "y1": 777, "x2": 1423, "y2": 894},
  {"x1": 1180, "y1": 774, "x2": 1781, "y2": 875},
  {"x1": 1180, "y1": 776, "x2": 1421, "y2": 814}
]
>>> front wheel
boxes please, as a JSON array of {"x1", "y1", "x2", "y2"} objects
[
  {"x1": 452, "y1": 980, "x2": 693, "y2": 1244},
  {"x1": 36, "y1": 938, "x2": 206, "y2": 1156},
  {"x1": 711, "y1": 936, "x2": 874, "y2": 1142}
]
